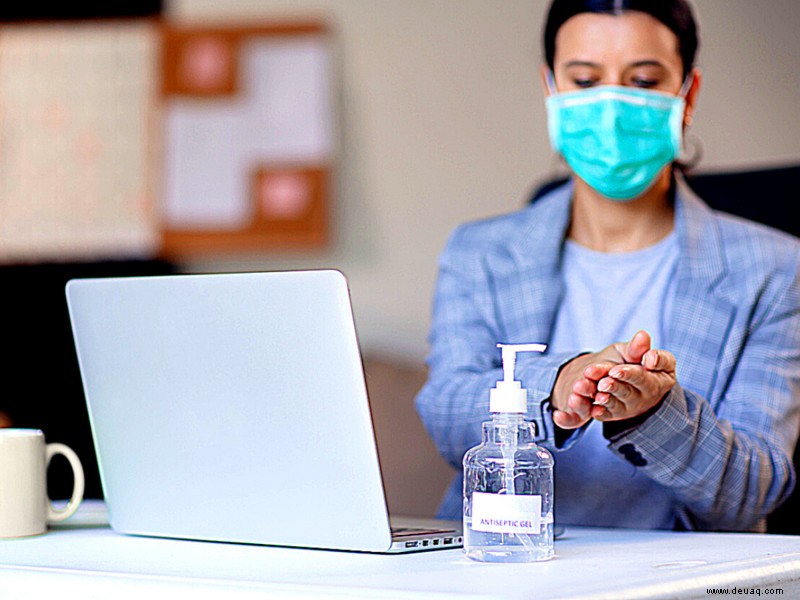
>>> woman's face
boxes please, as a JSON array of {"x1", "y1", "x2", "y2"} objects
[{"x1": 551, "y1": 11, "x2": 686, "y2": 94}]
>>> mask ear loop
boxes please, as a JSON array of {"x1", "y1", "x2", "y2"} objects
[
  {"x1": 678, "y1": 73, "x2": 694, "y2": 100},
  {"x1": 678, "y1": 72, "x2": 695, "y2": 126},
  {"x1": 676, "y1": 71, "x2": 703, "y2": 171},
  {"x1": 542, "y1": 69, "x2": 571, "y2": 180},
  {"x1": 545, "y1": 70, "x2": 557, "y2": 95}
]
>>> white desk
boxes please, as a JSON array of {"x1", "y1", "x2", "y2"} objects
[{"x1": 2, "y1": 501, "x2": 800, "y2": 599}]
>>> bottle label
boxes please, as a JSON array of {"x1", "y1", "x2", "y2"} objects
[{"x1": 471, "y1": 492, "x2": 541, "y2": 534}]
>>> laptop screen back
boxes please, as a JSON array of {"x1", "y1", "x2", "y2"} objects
[{"x1": 66, "y1": 269, "x2": 393, "y2": 551}]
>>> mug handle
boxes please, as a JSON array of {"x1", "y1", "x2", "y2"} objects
[{"x1": 45, "y1": 443, "x2": 85, "y2": 523}]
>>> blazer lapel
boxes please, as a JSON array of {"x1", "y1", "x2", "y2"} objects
[
  {"x1": 665, "y1": 180, "x2": 738, "y2": 402},
  {"x1": 492, "y1": 182, "x2": 573, "y2": 344}
]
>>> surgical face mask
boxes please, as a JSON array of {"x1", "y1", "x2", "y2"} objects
[{"x1": 546, "y1": 81, "x2": 687, "y2": 201}]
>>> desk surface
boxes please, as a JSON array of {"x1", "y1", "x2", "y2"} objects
[{"x1": 2, "y1": 501, "x2": 800, "y2": 599}]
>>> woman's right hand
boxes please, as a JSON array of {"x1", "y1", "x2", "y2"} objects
[{"x1": 551, "y1": 330, "x2": 655, "y2": 429}]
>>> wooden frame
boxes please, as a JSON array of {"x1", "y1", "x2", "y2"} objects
[{"x1": 158, "y1": 21, "x2": 332, "y2": 259}]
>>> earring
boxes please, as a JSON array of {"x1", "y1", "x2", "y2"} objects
[{"x1": 679, "y1": 132, "x2": 704, "y2": 170}]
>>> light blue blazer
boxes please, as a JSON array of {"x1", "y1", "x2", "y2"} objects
[{"x1": 415, "y1": 178, "x2": 800, "y2": 531}]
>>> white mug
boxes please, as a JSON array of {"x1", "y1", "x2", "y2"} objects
[{"x1": 0, "y1": 428, "x2": 85, "y2": 538}]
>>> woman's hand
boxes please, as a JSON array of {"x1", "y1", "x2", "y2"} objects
[{"x1": 551, "y1": 330, "x2": 677, "y2": 429}]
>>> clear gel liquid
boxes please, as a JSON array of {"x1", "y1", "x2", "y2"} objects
[{"x1": 464, "y1": 514, "x2": 554, "y2": 563}]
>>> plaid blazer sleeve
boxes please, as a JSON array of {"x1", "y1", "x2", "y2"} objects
[
  {"x1": 414, "y1": 213, "x2": 580, "y2": 470},
  {"x1": 605, "y1": 214, "x2": 800, "y2": 532}
]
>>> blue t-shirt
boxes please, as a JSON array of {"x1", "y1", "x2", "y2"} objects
[{"x1": 548, "y1": 231, "x2": 680, "y2": 528}]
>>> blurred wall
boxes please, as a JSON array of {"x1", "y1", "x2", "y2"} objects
[{"x1": 168, "y1": 0, "x2": 800, "y2": 362}]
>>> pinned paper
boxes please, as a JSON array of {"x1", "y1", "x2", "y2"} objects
[{"x1": 257, "y1": 171, "x2": 312, "y2": 220}]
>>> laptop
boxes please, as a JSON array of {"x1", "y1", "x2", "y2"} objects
[{"x1": 65, "y1": 269, "x2": 462, "y2": 553}]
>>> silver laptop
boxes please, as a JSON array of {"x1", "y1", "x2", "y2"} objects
[{"x1": 65, "y1": 269, "x2": 461, "y2": 553}]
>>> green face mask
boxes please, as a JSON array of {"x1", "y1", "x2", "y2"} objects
[{"x1": 546, "y1": 84, "x2": 686, "y2": 201}]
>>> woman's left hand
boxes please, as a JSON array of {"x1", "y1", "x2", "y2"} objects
[{"x1": 584, "y1": 330, "x2": 677, "y2": 421}]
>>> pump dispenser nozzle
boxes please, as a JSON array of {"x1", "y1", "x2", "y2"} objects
[{"x1": 489, "y1": 343, "x2": 547, "y2": 413}]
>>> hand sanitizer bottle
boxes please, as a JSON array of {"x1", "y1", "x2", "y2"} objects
[{"x1": 463, "y1": 343, "x2": 554, "y2": 563}]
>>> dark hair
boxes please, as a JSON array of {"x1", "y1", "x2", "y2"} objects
[{"x1": 543, "y1": 0, "x2": 700, "y2": 78}]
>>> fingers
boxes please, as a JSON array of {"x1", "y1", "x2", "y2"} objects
[
  {"x1": 553, "y1": 409, "x2": 587, "y2": 429},
  {"x1": 590, "y1": 392, "x2": 619, "y2": 420},
  {"x1": 567, "y1": 392, "x2": 593, "y2": 420},
  {"x1": 642, "y1": 349, "x2": 676, "y2": 372},
  {"x1": 622, "y1": 330, "x2": 651, "y2": 364},
  {"x1": 591, "y1": 376, "x2": 634, "y2": 420},
  {"x1": 552, "y1": 389, "x2": 594, "y2": 430},
  {"x1": 551, "y1": 342, "x2": 676, "y2": 428},
  {"x1": 598, "y1": 365, "x2": 654, "y2": 409},
  {"x1": 572, "y1": 377, "x2": 597, "y2": 397},
  {"x1": 592, "y1": 359, "x2": 677, "y2": 421},
  {"x1": 608, "y1": 364, "x2": 645, "y2": 387},
  {"x1": 583, "y1": 361, "x2": 615, "y2": 381},
  {"x1": 597, "y1": 374, "x2": 633, "y2": 400}
]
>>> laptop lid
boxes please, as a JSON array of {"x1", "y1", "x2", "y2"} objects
[{"x1": 66, "y1": 269, "x2": 400, "y2": 552}]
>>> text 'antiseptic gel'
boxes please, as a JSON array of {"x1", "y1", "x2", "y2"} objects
[{"x1": 463, "y1": 343, "x2": 554, "y2": 562}]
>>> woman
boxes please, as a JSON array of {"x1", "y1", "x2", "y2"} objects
[{"x1": 415, "y1": 0, "x2": 800, "y2": 532}]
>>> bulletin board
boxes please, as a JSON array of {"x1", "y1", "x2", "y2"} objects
[
  {"x1": 159, "y1": 22, "x2": 334, "y2": 258},
  {"x1": 0, "y1": 19, "x2": 161, "y2": 263},
  {"x1": 0, "y1": 18, "x2": 334, "y2": 263}
]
